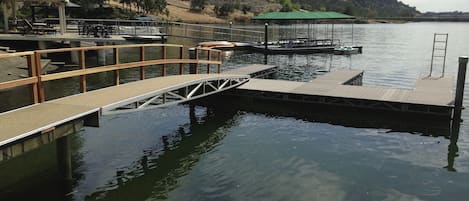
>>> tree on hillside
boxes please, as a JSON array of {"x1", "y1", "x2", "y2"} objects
[
  {"x1": 72, "y1": 0, "x2": 105, "y2": 13},
  {"x1": 190, "y1": 0, "x2": 206, "y2": 11},
  {"x1": 214, "y1": 3, "x2": 234, "y2": 16},
  {"x1": 141, "y1": 0, "x2": 168, "y2": 15},
  {"x1": 279, "y1": 0, "x2": 299, "y2": 12}
]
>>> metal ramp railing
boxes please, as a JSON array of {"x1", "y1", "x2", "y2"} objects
[{"x1": 429, "y1": 33, "x2": 449, "y2": 78}]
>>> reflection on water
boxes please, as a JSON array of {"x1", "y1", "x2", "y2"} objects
[{"x1": 80, "y1": 104, "x2": 239, "y2": 201}]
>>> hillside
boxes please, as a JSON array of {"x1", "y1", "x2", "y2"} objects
[
  {"x1": 292, "y1": 0, "x2": 419, "y2": 17},
  {"x1": 106, "y1": 0, "x2": 419, "y2": 23},
  {"x1": 203, "y1": 0, "x2": 418, "y2": 18}
]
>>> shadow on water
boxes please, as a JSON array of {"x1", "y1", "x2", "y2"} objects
[
  {"x1": 446, "y1": 118, "x2": 462, "y2": 172},
  {"x1": 202, "y1": 94, "x2": 453, "y2": 138},
  {"x1": 83, "y1": 104, "x2": 240, "y2": 201},
  {"x1": 0, "y1": 134, "x2": 85, "y2": 201}
]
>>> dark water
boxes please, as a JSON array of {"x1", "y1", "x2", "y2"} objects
[{"x1": 2, "y1": 22, "x2": 469, "y2": 201}]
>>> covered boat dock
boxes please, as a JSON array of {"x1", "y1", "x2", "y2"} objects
[{"x1": 252, "y1": 11, "x2": 363, "y2": 54}]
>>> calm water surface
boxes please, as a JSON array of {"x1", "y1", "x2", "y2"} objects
[{"x1": 1, "y1": 22, "x2": 469, "y2": 201}]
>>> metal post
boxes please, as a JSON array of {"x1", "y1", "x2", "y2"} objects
[
  {"x1": 453, "y1": 56, "x2": 468, "y2": 121},
  {"x1": 229, "y1": 21, "x2": 233, "y2": 41},
  {"x1": 264, "y1": 23, "x2": 269, "y2": 50},
  {"x1": 429, "y1": 34, "x2": 437, "y2": 77}
]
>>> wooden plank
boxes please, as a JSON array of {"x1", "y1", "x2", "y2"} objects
[
  {"x1": 40, "y1": 59, "x2": 222, "y2": 81},
  {"x1": 0, "y1": 77, "x2": 38, "y2": 90},
  {"x1": 162, "y1": 46, "x2": 167, "y2": 76},
  {"x1": 35, "y1": 44, "x2": 185, "y2": 54},
  {"x1": 34, "y1": 53, "x2": 45, "y2": 102},
  {"x1": 0, "y1": 51, "x2": 34, "y2": 58},
  {"x1": 79, "y1": 49, "x2": 87, "y2": 93},
  {"x1": 140, "y1": 46, "x2": 145, "y2": 80}
]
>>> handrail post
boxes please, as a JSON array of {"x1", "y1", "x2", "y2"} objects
[
  {"x1": 217, "y1": 51, "x2": 222, "y2": 73},
  {"x1": 179, "y1": 46, "x2": 183, "y2": 75},
  {"x1": 113, "y1": 47, "x2": 120, "y2": 85},
  {"x1": 188, "y1": 48, "x2": 196, "y2": 74},
  {"x1": 27, "y1": 54, "x2": 39, "y2": 103},
  {"x1": 195, "y1": 48, "x2": 199, "y2": 74},
  {"x1": 207, "y1": 50, "x2": 211, "y2": 74},
  {"x1": 162, "y1": 46, "x2": 167, "y2": 76},
  {"x1": 453, "y1": 56, "x2": 468, "y2": 121},
  {"x1": 79, "y1": 49, "x2": 86, "y2": 93},
  {"x1": 140, "y1": 46, "x2": 145, "y2": 80},
  {"x1": 34, "y1": 52, "x2": 45, "y2": 102}
]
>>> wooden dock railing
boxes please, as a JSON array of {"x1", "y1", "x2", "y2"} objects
[{"x1": 0, "y1": 44, "x2": 222, "y2": 106}]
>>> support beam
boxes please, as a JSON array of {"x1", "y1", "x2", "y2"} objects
[
  {"x1": 58, "y1": 2, "x2": 67, "y2": 34},
  {"x1": 96, "y1": 42, "x2": 107, "y2": 66},
  {"x1": 453, "y1": 56, "x2": 468, "y2": 121}
]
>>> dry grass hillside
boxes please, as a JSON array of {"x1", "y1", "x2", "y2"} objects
[{"x1": 109, "y1": 0, "x2": 272, "y2": 23}]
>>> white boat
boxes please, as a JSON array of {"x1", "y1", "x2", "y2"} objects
[
  {"x1": 333, "y1": 46, "x2": 360, "y2": 55},
  {"x1": 122, "y1": 35, "x2": 166, "y2": 42}
]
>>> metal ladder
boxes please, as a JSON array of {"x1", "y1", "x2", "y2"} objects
[{"x1": 429, "y1": 33, "x2": 449, "y2": 78}]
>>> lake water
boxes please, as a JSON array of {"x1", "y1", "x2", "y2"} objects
[{"x1": 1, "y1": 22, "x2": 469, "y2": 201}]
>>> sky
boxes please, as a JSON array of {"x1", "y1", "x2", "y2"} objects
[{"x1": 400, "y1": 0, "x2": 469, "y2": 12}]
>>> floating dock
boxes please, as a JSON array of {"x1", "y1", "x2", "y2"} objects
[
  {"x1": 251, "y1": 45, "x2": 363, "y2": 54},
  {"x1": 234, "y1": 70, "x2": 454, "y2": 117}
]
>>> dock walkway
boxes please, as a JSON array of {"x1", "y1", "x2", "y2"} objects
[
  {"x1": 236, "y1": 70, "x2": 454, "y2": 116},
  {"x1": 0, "y1": 74, "x2": 248, "y2": 148},
  {"x1": 223, "y1": 64, "x2": 277, "y2": 78}
]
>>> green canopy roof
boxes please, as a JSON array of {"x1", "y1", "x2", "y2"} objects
[{"x1": 253, "y1": 11, "x2": 355, "y2": 21}]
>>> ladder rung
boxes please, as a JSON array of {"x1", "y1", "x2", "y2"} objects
[
  {"x1": 434, "y1": 48, "x2": 447, "y2": 50},
  {"x1": 433, "y1": 56, "x2": 446, "y2": 58},
  {"x1": 434, "y1": 41, "x2": 447, "y2": 43}
]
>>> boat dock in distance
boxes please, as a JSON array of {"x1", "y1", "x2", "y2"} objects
[{"x1": 231, "y1": 69, "x2": 455, "y2": 118}]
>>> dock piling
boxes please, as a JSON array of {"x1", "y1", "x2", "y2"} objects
[
  {"x1": 56, "y1": 135, "x2": 72, "y2": 181},
  {"x1": 453, "y1": 56, "x2": 468, "y2": 121}
]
